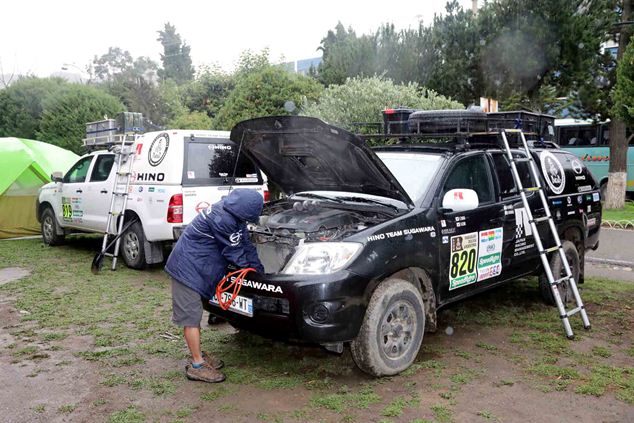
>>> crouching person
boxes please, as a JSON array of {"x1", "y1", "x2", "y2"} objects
[{"x1": 165, "y1": 189, "x2": 264, "y2": 383}]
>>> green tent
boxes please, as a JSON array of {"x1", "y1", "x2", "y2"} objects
[{"x1": 0, "y1": 138, "x2": 78, "y2": 239}]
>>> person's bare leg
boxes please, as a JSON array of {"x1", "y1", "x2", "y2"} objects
[{"x1": 184, "y1": 327, "x2": 203, "y2": 363}]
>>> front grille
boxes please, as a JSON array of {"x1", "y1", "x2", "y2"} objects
[{"x1": 253, "y1": 294, "x2": 290, "y2": 315}]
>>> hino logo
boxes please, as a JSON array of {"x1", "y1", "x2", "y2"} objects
[
  {"x1": 230, "y1": 276, "x2": 283, "y2": 294},
  {"x1": 136, "y1": 172, "x2": 165, "y2": 182}
]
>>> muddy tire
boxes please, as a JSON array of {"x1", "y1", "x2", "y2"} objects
[
  {"x1": 351, "y1": 278, "x2": 425, "y2": 377},
  {"x1": 539, "y1": 240, "x2": 580, "y2": 306},
  {"x1": 121, "y1": 221, "x2": 146, "y2": 269},
  {"x1": 41, "y1": 207, "x2": 65, "y2": 246}
]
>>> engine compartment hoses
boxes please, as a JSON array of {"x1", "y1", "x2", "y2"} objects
[{"x1": 215, "y1": 268, "x2": 256, "y2": 311}]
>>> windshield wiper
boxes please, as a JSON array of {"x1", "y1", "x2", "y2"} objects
[
  {"x1": 337, "y1": 196, "x2": 400, "y2": 213},
  {"x1": 292, "y1": 193, "x2": 343, "y2": 203}
]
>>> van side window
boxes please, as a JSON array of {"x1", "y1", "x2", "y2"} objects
[
  {"x1": 443, "y1": 155, "x2": 493, "y2": 204},
  {"x1": 90, "y1": 154, "x2": 115, "y2": 182},
  {"x1": 490, "y1": 153, "x2": 533, "y2": 199},
  {"x1": 64, "y1": 156, "x2": 93, "y2": 183}
]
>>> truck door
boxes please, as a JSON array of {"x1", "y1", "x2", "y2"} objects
[
  {"x1": 82, "y1": 153, "x2": 116, "y2": 231},
  {"x1": 488, "y1": 151, "x2": 541, "y2": 279},
  {"x1": 59, "y1": 155, "x2": 94, "y2": 230},
  {"x1": 437, "y1": 153, "x2": 506, "y2": 303}
]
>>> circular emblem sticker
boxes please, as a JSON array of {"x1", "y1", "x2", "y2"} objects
[
  {"x1": 571, "y1": 159, "x2": 583, "y2": 175},
  {"x1": 148, "y1": 133, "x2": 169, "y2": 167},
  {"x1": 540, "y1": 151, "x2": 566, "y2": 194}
]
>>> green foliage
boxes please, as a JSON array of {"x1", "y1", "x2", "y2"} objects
[
  {"x1": 213, "y1": 65, "x2": 323, "y2": 130},
  {"x1": 180, "y1": 65, "x2": 234, "y2": 118},
  {"x1": 0, "y1": 76, "x2": 66, "y2": 138},
  {"x1": 302, "y1": 76, "x2": 462, "y2": 134},
  {"x1": 317, "y1": 1, "x2": 617, "y2": 113},
  {"x1": 157, "y1": 22, "x2": 194, "y2": 84},
  {"x1": 91, "y1": 47, "x2": 164, "y2": 124},
  {"x1": 36, "y1": 84, "x2": 125, "y2": 153},
  {"x1": 169, "y1": 110, "x2": 213, "y2": 129},
  {"x1": 612, "y1": 40, "x2": 634, "y2": 127}
]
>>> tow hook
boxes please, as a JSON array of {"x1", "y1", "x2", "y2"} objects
[{"x1": 321, "y1": 342, "x2": 344, "y2": 354}]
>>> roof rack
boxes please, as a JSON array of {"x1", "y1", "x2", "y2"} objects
[
  {"x1": 82, "y1": 112, "x2": 144, "y2": 152},
  {"x1": 358, "y1": 130, "x2": 559, "y2": 151}
]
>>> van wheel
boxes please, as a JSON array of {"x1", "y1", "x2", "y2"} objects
[
  {"x1": 41, "y1": 207, "x2": 65, "y2": 246},
  {"x1": 539, "y1": 240, "x2": 580, "y2": 306},
  {"x1": 351, "y1": 279, "x2": 425, "y2": 377},
  {"x1": 599, "y1": 182, "x2": 607, "y2": 203},
  {"x1": 121, "y1": 221, "x2": 146, "y2": 269}
]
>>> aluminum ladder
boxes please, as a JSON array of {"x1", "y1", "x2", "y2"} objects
[
  {"x1": 500, "y1": 129, "x2": 591, "y2": 339},
  {"x1": 98, "y1": 134, "x2": 136, "y2": 270}
]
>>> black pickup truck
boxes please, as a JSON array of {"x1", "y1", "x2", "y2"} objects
[{"x1": 204, "y1": 112, "x2": 601, "y2": 377}]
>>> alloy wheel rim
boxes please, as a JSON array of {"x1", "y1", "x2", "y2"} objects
[{"x1": 124, "y1": 232, "x2": 139, "y2": 260}]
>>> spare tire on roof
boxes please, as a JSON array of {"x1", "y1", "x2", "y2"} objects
[{"x1": 407, "y1": 109, "x2": 488, "y2": 134}]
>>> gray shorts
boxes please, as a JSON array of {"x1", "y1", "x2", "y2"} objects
[{"x1": 171, "y1": 278, "x2": 204, "y2": 327}]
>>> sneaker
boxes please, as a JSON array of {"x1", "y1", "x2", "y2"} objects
[
  {"x1": 185, "y1": 362, "x2": 226, "y2": 383},
  {"x1": 189, "y1": 351, "x2": 224, "y2": 370}
]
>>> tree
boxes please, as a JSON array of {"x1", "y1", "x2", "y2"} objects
[
  {"x1": 91, "y1": 47, "x2": 164, "y2": 124},
  {"x1": 169, "y1": 111, "x2": 213, "y2": 129},
  {"x1": 0, "y1": 76, "x2": 67, "y2": 139},
  {"x1": 213, "y1": 65, "x2": 323, "y2": 130},
  {"x1": 301, "y1": 76, "x2": 463, "y2": 138},
  {"x1": 606, "y1": 0, "x2": 633, "y2": 209},
  {"x1": 180, "y1": 65, "x2": 234, "y2": 119},
  {"x1": 157, "y1": 23, "x2": 194, "y2": 84},
  {"x1": 317, "y1": 23, "x2": 378, "y2": 86},
  {"x1": 37, "y1": 85, "x2": 125, "y2": 153}
]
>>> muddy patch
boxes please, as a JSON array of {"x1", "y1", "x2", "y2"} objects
[{"x1": 0, "y1": 267, "x2": 31, "y2": 286}]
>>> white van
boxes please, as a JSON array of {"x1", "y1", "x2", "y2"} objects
[{"x1": 37, "y1": 130, "x2": 268, "y2": 268}]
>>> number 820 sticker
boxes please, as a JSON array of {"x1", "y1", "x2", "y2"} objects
[{"x1": 449, "y1": 232, "x2": 478, "y2": 289}]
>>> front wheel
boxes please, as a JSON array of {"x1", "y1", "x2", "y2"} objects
[
  {"x1": 41, "y1": 207, "x2": 65, "y2": 246},
  {"x1": 121, "y1": 221, "x2": 146, "y2": 269},
  {"x1": 539, "y1": 240, "x2": 580, "y2": 306},
  {"x1": 351, "y1": 279, "x2": 425, "y2": 376}
]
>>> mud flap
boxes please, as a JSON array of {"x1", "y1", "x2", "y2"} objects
[{"x1": 144, "y1": 240, "x2": 164, "y2": 264}]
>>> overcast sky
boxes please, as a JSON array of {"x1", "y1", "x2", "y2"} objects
[{"x1": 1, "y1": 0, "x2": 473, "y2": 77}]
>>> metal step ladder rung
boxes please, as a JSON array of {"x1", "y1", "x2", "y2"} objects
[
  {"x1": 530, "y1": 216, "x2": 551, "y2": 224},
  {"x1": 565, "y1": 306, "x2": 584, "y2": 318},
  {"x1": 540, "y1": 245, "x2": 561, "y2": 255},
  {"x1": 499, "y1": 129, "x2": 591, "y2": 339}
]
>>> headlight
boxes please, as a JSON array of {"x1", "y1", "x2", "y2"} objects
[{"x1": 282, "y1": 242, "x2": 362, "y2": 275}]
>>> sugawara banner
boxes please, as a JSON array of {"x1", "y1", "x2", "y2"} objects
[{"x1": 0, "y1": 138, "x2": 78, "y2": 239}]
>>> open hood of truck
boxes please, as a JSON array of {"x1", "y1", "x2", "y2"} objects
[{"x1": 230, "y1": 116, "x2": 413, "y2": 207}]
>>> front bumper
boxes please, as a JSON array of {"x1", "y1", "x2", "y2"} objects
[{"x1": 202, "y1": 270, "x2": 369, "y2": 343}]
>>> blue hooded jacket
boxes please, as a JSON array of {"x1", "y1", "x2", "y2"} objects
[{"x1": 165, "y1": 189, "x2": 265, "y2": 299}]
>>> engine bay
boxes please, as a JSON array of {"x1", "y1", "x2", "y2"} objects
[{"x1": 251, "y1": 199, "x2": 392, "y2": 273}]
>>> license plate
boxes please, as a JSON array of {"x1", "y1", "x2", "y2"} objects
[{"x1": 210, "y1": 293, "x2": 253, "y2": 317}]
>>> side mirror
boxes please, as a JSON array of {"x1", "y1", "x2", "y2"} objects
[
  {"x1": 51, "y1": 171, "x2": 63, "y2": 183},
  {"x1": 441, "y1": 189, "x2": 479, "y2": 213}
]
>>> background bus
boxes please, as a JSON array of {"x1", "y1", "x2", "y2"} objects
[{"x1": 555, "y1": 118, "x2": 634, "y2": 198}]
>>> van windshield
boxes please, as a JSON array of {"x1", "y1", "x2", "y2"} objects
[{"x1": 184, "y1": 138, "x2": 261, "y2": 186}]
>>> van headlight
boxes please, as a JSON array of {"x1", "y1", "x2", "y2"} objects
[{"x1": 282, "y1": 242, "x2": 362, "y2": 275}]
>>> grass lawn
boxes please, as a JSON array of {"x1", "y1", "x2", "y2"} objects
[
  {"x1": 603, "y1": 201, "x2": 634, "y2": 222},
  {"x1": 1, "y1": 236, "x2": 633, "y2": 422}
]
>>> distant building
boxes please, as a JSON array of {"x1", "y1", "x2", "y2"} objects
[{"x1": 281, "y1": 56, "x2": 322, "y2": 75}]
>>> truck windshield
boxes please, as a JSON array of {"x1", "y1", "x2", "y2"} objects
[
  {"x1": 184, "y1": 138, "x2": 261, "y2": 185},
  {"x1": 376, "y1": 152, "x2": 443, "y2": 203}
]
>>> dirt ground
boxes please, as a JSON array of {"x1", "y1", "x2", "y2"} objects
[{"x1": 1, "y1": 237, "x2": 633, "y2": 423}]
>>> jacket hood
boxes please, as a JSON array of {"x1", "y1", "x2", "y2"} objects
[
  {"x1": 230, "y1": 116, "x2": 413, "y2": 206},
  {"x1": 222, "y1": 189, "x2": 263, "y2": 223}
]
